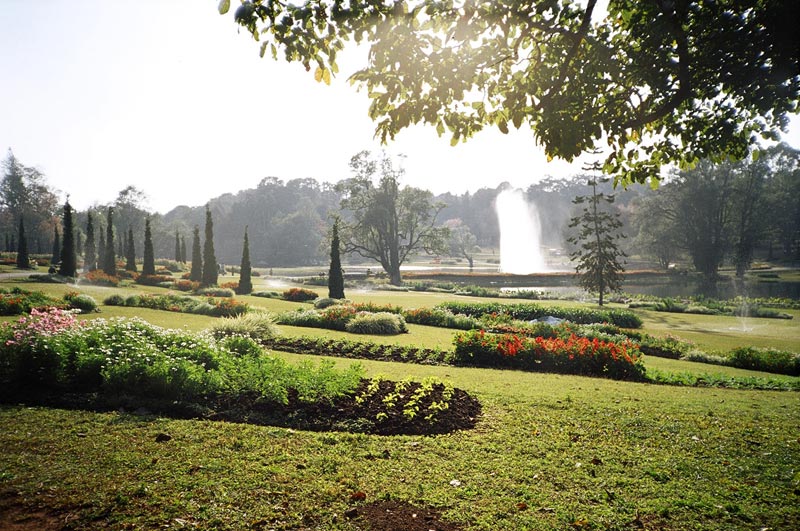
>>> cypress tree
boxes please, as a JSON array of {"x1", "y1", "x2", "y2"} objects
[
  {"x1": 174, "y1": 231, "x2": 181, "y2": 263},
  {"x1": 76, "y1": 231, "x2": 83, "y2": 257},
  {"x1": 98, "y1": 230, "x2": 106, "y2": 272},
  {"x1": 142, "y1": 218, "x2": 155, "y2": 275},
  {"x1": 118, "y1": 230, "x2": 124, "y2": 259},
  {"x1": 180, "y1": 236, "x2": 187, "y2": 264},
  {"x1": 189, "y1": 226, "x2": 202, "y2": 282},
  {"x1": 237, "y1": 226, "x2": 253, "y2": 295},
  {"x1": 4, "y1": 234, "x2": 8, "y2": 252},
  {"x1": 10, "y1": 234, "x2": 15, "y2": 253},
  {"x1": 58, "y1": 199, "x2": 77, "y2": 277},
  {"x1": 51, "y1": 226, "x2": 61, "y2": 265},
  {"x1": 201, "y1": 205, "x2": 218, "y2": 286},
  {"x1": 84, "y1": 213, "x2": 96, "y2": 272},
  {"x1": 16, "y1": 218, "x2": 29, "y2": 269},
  {"x1": 328, "y1": 218, "x2": 345, "y2": 299},
  {"x1": 103, "y1": 207, "x2": 116, "y2": 276},
  {"x1": 125, "y1": 227, "x2": 137, "y2": 272}
]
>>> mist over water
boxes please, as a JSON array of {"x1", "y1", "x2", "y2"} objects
[{"x1": 496, "y1": 188, "x2": 547, "y2": 274}]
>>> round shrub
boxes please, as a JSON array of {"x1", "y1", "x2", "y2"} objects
[
  {"x1": 66, "y1": 294, "x2": 98, "y2": 313},
  {"x1": 282, "y1": 287, "x2": 319, "y2": 302},
  {"x1": 344, "y1": 312, "x2": 408, "y2": 335},
  {"x1": 196, "y1": 287, "x2": 235, "y2": 298},
  {"x1": 314, "y1": 297, "x2": 349, "y2": 309},
  {"x1": 208, "y1": 311, "x2": 278, "y2": 344},
  {"x1": 103, "y1": 294, "x2": 126, "y2": 306}
]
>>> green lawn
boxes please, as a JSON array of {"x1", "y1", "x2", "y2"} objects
[{"x1": 1, "y1": 276, "x2": 799, "y2": 529}]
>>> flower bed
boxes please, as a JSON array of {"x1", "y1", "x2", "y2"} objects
[
  {"x1": 452, "y1": 329, "x2": 645, "y2": 380},
  {"x1": 282, "y1": 287, "x2": 319, "y2": 302},
  {"x1": 276, "y1": 304, "x2": 408, "y2": 335}
]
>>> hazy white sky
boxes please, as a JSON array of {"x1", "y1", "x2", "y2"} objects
[{"x1": 2, "y1": 0, "x2": 798, "y2": 213}]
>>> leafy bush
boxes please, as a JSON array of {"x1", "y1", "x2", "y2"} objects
[
  {"x1": 82, "y1": 270, "x2": 119, "y2": 287},
  {"x1": 135, "y1": 274, "x2": 175, "y2": 286},
  {"x1": 196, "y1": 287, "x2": 235, "y2": 298},
  {"x1": 252, "y1": 291, "x2": 281, "y2": 299},
  {"x1": 344, "y1": 312, "x2": 408, "y2": 335},
  {"x1": 155, "y1": 259, "x2": 186, "y2": 272},
  {"x1": 728, "y1": 347, "x2": 800, "y2": 376},
  {"x1": 0, "y1": 288, "x2": 64, "y2": 315},
  {"x1": 450, "y1": 329, "x2": 645, "y2": 380},
  {"x1": 314, "y1": 297, "x2": 347, "y2": 309},
  {"x1": 282, "y1": 287, "x2": 319, "y2": 302},
  {"x1": 208, "y1": 312, "x2": 278, "y2": 344},
  {"x1": 220, "y1": 281, "x2": 239, "y2": 291},
  {"x1": 172, "y1": 279, "x2": 199, "y2": 292},
  {"x1": 64, "y1": 293, "x2": 98, "y2": 313},
  {"x1": 106, "y1": 293, "x2": 248, "y2": 318},
  {"x1": 103, "y1": 294, "x2": 126, "y2": 306},
  {"x1": 403, "y1": 307, "x2": 481, "y2": 330},
  {"x1": 436, "y1": 301, "x2": 643, "y2": 328}
]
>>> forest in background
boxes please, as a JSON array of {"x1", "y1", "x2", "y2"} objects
[{"x1": 1, "y1": 144, "x2": 799, "y2": 278}]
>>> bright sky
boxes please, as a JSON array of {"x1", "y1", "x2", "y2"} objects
[{"x1": 2, "y1": 1, "x2": 799, "y2": 213}]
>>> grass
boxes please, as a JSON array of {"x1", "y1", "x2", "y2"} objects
[
  {"x1": 2, "y1": 357, "x2": 798, "y2": 530},
  {"x1": 1, "y1": 276, "x2": 799, "y2": 529}
]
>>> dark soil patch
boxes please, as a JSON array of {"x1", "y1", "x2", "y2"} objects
[
  {"x1": 345, "y1": 500, "x2": 464, "y2": 531},
  {"x1": 1, "y1": 379, "x2": 481, "y2": 436},
  {"x1": 0, "y1": 492, "x2": 72, "y2": 531},
  {"x1": 212, "y1": 379, "x2": 482, "y2": 435}
]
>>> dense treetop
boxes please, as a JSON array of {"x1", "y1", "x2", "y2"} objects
[{"x1": 222, "y1": 0, "x2": 799, "y2": 186}]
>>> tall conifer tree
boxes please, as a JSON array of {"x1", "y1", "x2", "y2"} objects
[
  {"x1": 328, "y1": 218, "x2": 345, "y2": 299},
  {"x1": 51, "y1": 226, "x2": 61, "y2": 265},
  {"x1": 103, "y1": 207, "x2": 116, "y2": 276},
  {"x1": 125, "y1": 227, "x2": 137, "y2": 272},
  {"x1": 237, "y1": 227, "x2": 253, "y2": 294},
  {"x1": 142, "y1": 218, "x2": 155, "y2": 275},
  {"x1": 58, "y1": 199, "x2": 77, "y2": 277},
  {"x1": 16, "y1": 218, "x2": 29, "y2": 269},
  {"x1": 180, "y1": 236, "x2": 187, "y2": 264},
  {"x1": 189, "y1": 226, "x2": 202, "y2": 282},
  {"x1": 84, "y1": 213, "x2": 96, "y2": 272},
  {"x1": 201, "y1": 205, "x2": 218, "y2": 286},
  {"x1": 174, "y1": 231, "x2": 181, "y2": 263}
]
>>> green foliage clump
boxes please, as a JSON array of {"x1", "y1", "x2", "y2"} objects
[
  {"x1": 727, "y1": 347, "x2": 800, "y2": 376},
  {"x1": 207, "y1": 312, "x2": 278, "y2": 345},
  {"x1": 314, "y1": 297, "x2": 347, "y2": 309},
  {"x1": 282, "y1": 287, "x2": 319, "y2": 302},
  {"x1": 135, "y1": 274, "x2": 174, "y2": 286},
  {"x1": 64, "y1": 293, "x2": 98, "y2": 313},
  {"x1": 196, "y1": 287, "x2": 235, "y2": 298},
  {"x1": 403, "y1": 307, "x2": 480, "y2": 330},
  {"x1": 436, "y1": 301, "x2": 643, "y2": 328},
  {"x1": 104, "y1": 293, "x2": 248, "y2": 318},
  {"x1": 344, "y1": 312, "x2": 408, "y2": 335},
  {"x1": 103, "y1": 294, "x2": 126, "y2": 306},
  {"x1": 0, "y1": 287, "x2": 64, "y2": 315}
]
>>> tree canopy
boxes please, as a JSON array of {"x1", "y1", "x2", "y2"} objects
[{"x1": 223, "y1": 0, "x2": 799, "y2": 186}]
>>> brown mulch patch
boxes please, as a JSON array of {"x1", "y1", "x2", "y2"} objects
[{"x1": 345, "y1": 500, "x2": 464, "y2": 531}]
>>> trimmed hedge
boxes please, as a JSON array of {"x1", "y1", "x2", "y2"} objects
[{"x1": 436, "y1": 301, "x2": 643, "y2": 328}]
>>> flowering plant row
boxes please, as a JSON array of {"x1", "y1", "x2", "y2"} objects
[
  {"x1": 437, "y1": 301, "x2": 643, "y2": 329},
  {"x1": 104, "y1": 293, "x2": 248, "y2": 318},
  {"x1": 452, "y1": 329, "x2": 645, "y2": 380}
]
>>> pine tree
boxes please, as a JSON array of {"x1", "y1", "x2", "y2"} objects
[
  {"x1": 189, "y1": 226, "x2": 202, "y2": 282},
  {"x1": 103, "y1": 207, "x2": 116, "y2": 276},
  {"x1": 16, "y1": 218, "x2": 29, "y2": 269},
  {"x1": 567, "y1": 178, "x2": 627, "y2": 306},
  {"x1": 51, "y1": 226, "x2": 61, "y2": 265},
  {"x1": 201, "y1": 205, "x2": 218, "y2": 287},
  {"x1": 174, "y1": 231, "x2": 181, "y2": 263},
  {"x1": 328, "y1": 218, "x2": 345, "y2": 299},
  {"x1": 125, "y1": 227, "x2": 137, "y2": 272},
  {"x1": 58, "y1": 199, "x2": 77, "y2": 277},
  {"x1": 84, "y1": 212, "x2": 96, "y2": 272},
  {"x1": 237, "y1": 226, "x2": 253, "y2": 294},
  {"x1": 142, "y1": 218, "x2": 155, "y2": 275},
  {"x1": 180, "y1": 236, "x2": 187, "y2": 264}
]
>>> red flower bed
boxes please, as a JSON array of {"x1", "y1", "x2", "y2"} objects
[{"x1": 452, "y1": 329, "x2": 645, "y2": 380}]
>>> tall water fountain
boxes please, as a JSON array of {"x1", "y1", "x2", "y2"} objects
[{"x1": 495, "y1": 188, "x2": 547, "y2": 274}]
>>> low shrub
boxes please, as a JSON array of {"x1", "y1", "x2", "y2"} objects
[
  {"x1": 105, "y1": 293, "x2": 248, "y2": 318},
  {"x1": 135, "y1": 274, "x2": 175, "y2": 286},
  {"x1": 103, "y1": 294, "x2": 126, "y2": 306},
  {"x1": 172, "y1": 279, "x2": 199, "y2": 292},
  {"x1": 450, "y1": 329, "x2": 645, "y2": 380},
  {"x1": 252, "y1": 291, "x2": 281, "y2": 299},
  {"x1": 728, "y1": 347, "x2": 800, "y2": 376},
  {"x1": 207, "y1": 311, "x2": 279, "y2": 344},
  {"x1": 314, "y1": 297, "x2": 347, "y2": 309},
  {"x1": 403, "y1": 307, "x2": 480, "y2": 330},
  {"x1": 155, "y1": 259, "x2": 186, "y2": 273},
  {"x1": 82, "y1": 270, "x2": 119, "y2": 287},
  {"x1": 437, "y1": 301, "x2": 643, "y2": 328},
  {"x1": 64, "y1": 292, "x2": 98, "y2": 313},
  {"x1": 282, "y1": 287, "x2": 319, "y2": 302},
  {"x1": 196, "y1": 287, "x2": 235, "y2": 298},
  {"x1": 344, "y1": 312, "x2": 408, "y2": 335},
  {"x1": 220, "y1": 281, "x2": 239, "y2": 291},
  {"x1": 0, "y1": 288, "x2": 64, "y2": 315}
]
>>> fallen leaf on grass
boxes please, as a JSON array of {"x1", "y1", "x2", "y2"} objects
[
  {"x1": 516, "y1": 502, "x2": 528, "y2": 511},
  {"x1": 350, "y1": 491, "x2": 366, "y2": 501}
]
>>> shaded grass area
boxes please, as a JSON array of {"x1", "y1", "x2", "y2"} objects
[{"x1": 2, "y1": 357, "x2": 799, "y2": 530}]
